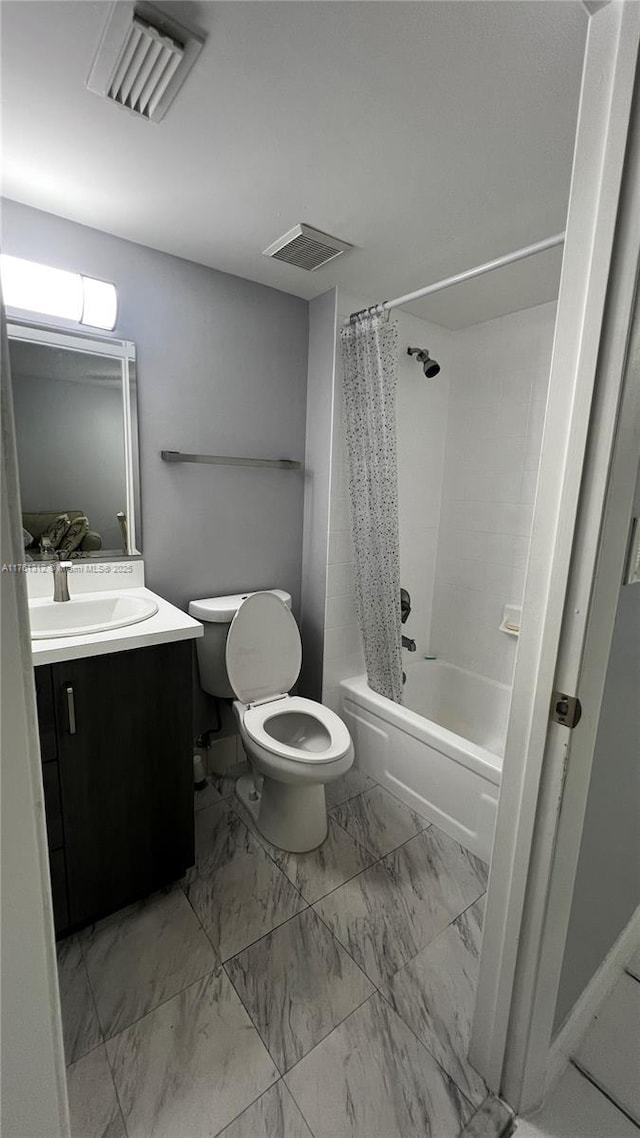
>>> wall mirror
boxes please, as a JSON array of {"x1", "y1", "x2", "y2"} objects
[{"x1": 7, "y1": 322, "x2": 141, "y2": 558}]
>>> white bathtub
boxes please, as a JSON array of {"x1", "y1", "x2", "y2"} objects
[{"x1": 339, "y1": 659, "x2": 510, "y2": 861}]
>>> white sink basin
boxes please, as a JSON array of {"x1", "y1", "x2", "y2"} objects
[{"x1": 29, "y1": 594, "x2": 159, "y2": 639}]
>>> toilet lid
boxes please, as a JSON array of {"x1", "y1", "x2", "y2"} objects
[{"x1": 225, "y1": 591, "x2": 302, "y2": 704}]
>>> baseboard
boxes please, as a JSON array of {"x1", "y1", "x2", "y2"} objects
[{"x1": 545, "y1": 904, "x2": 640, "y2": 1098}]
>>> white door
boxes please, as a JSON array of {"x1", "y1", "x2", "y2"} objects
[{"x1": 470, "y1": 0, "x2": 640, "y2": 1113}]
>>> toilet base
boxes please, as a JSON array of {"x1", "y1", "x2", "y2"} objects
[{"x1": 237, "y1": 772, "x2": 328, "y2": 853}]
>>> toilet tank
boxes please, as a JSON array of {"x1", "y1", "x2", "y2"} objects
[{"x1": 188, "y1": 590, "x2": 292, "y2": 699}]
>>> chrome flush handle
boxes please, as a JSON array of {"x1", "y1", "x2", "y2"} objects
[{"x1": 66, "y1": 685, "x2": 76, "y2": 735}]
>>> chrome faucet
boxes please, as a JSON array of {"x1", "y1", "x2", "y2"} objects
[
  {"x1": 52, "y1": 557, "x2": 73, "y2": 602},
  {"x1": 402, "y1": 635, "x2": 416, "y2": 652}
]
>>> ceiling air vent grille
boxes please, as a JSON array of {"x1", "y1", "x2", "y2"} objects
[
  {"x1": 87, "y1": 2, "x2": 204, "y2": 123},
  {"x1": 263, "y1": 224, "x2": 353, "y2": 271},
  {"x1": 108, "y1": 17, "x2": 184, "y2": 118}
]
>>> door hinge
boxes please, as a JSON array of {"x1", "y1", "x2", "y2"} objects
[{"x1": 551, "y1": 691, "x2": 582, "y2": 729}]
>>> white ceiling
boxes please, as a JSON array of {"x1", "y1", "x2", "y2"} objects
[{"x1": 0, "y1": 1, "x2": 587, "y2": 329}]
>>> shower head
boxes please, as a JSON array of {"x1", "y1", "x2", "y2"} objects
[{"x1": 407, "y1": 346, "x2": 441, "y2": 378}]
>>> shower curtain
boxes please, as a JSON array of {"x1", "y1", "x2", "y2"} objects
[{"x1": 340, "y1": 312, "x2": 403, "y2": 703}]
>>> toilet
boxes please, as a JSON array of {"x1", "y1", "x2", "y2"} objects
[{"x1": 188, "y1": 590, "x2": 354, "y2": 852}]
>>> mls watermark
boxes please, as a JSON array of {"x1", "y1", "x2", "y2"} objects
[{"x1": 2, "y1": 562, "x2": 135, "y2": 574}]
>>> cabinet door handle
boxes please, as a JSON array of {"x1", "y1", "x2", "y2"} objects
[{"x1": 66, "y1": 685, "x2": 76, "y2": 735}]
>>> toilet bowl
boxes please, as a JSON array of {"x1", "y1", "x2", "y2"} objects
[
  {"x1": 235, "y1": 694, "x2": 353, "y2": 851},
  {"x1": 189, "y1": 589, "x2": 354, "y2": 852}
]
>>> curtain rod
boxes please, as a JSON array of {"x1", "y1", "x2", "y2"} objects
[{"x1": 343, "y1": 232, "x2": 565, "y2": 326}]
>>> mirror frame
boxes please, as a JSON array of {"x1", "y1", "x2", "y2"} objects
[{"x1": 7, "y1": 320, "x2": 142, "y2": 558}]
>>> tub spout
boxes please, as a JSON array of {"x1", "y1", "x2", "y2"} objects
[{"x1": 402, "y1": 636, "x2": 416, "y2": 652}]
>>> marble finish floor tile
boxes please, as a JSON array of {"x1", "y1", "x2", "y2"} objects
[
  {"x1": 329, "y1": 784, "x2": 428, "y2": 858},
  {"x1": 461, "y1": 1095, "x2": 514, "y2": 1138},
  {"x1": 189, "y1": 799, "x2": 255, "y2": 879},
  {"x1": 285, "y1": 992, "x2": 473, "y2": 1138},
  {"x1": 216, "y1": 1080, "x2": 313, "y2": 1138},
  {"x1": 388, "y1": 826, "x2": 488, "y2": 930},
  {"x1": 315, "y1": 826, "x2": 487, "y2": 985},
  {"x1": 66, "y1": 1044, "x2": 126, "y2": 1138},
  {"x1": 226, "y1": 908, "x2": 374, "y2": 1072},
  {"x1": 381, "y1": 897, "x2": 487, "y2": 1105},
  {"x1": 229, "y1": 793, "x2": 272, "y2": 850},
  {"x1": 625, "y1": 946, "x2": 640, "y2": 983},
  {"x1": 314, "y1": 858, "x2": 426, "y2": 985},
  {"x1": 57, "y1": 935, "x2": 102, "y2": 1065},
  {"x1": 81, "y1": 885, "x2": 217, "y2": 1037},
  {"x1": 228, "y1": 796, "x2": 376, "y2": 903},
  {"x1": 573, "y1": 971, "x2": 640, "y2": 1122},
  {"x1": 194, "y1": 776, "x2": 223, "y2": 812},
  {"x1": 184, "y1": 827, "x2": 306, "y2": 960},
  {"x1": 271, "y1": 817, "x2": 376, "y2": 904},
  {"x1": 211, "y1": 769, "x2": 246, "y2": 800},
  {"x1": 107, "y1": 967, "x2": 279, "y2": 1138},
  {"x1": 325, "y1": 767, "x2": 376, "y2": 810}
]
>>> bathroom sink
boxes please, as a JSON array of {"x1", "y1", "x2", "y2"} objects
[{"x1": 29, "y1": 594, "x2": 159, "y2": 639}]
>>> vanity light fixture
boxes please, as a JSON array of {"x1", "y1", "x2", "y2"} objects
[
  {"x1": 0, "y1": 256, "x2": 118, "y2": 331},
  {"x1": 80, "y1": 274, "x2": 118, "y2": 330}
]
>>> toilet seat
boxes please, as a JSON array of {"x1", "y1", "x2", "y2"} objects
[
  {"x1": 226, "y1": 591, "x2": 351, "y2": 767},
  {"x1": 242, "y1": 696, "x2": 352, "y2": 764},
  {"x1": 225, "y1": 591, "x2": 302, "y2": 704}
]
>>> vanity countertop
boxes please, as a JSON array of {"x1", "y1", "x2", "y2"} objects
[{"x1": 30, "y1": 586, "x2": 203, "y2": 666}]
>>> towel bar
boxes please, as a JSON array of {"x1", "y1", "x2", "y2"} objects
[{"x1": 161, "y1": 450, "x2": 302, "y2": 470}]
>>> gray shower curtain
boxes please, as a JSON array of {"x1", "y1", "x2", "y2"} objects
[{"x1": 340, "y1": 312, "x2": 403, "y2": 703}]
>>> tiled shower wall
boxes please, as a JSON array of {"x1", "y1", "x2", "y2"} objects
[
  {"x1": 430, "y1": 301, "x2": 556, "y2": 685},
  {"x1": 322, "y1": 292, "x2": 451, "y2": 710},
  {"x1": 317, "y1": 295, "x2": 557, "y2": 704},
  {"x1": 395, "y1": 319, "x2": 451, "y2": 659}
]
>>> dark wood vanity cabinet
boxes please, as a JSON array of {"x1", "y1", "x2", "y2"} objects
[{"x1": 35, "y1": 640, "x2": 195, "y2": 935}]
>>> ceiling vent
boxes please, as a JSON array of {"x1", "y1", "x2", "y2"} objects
[
  {"x1": 87, "y1": 2, "x2": 205, "y2": 122},
  {"x1": 263, "y1": 224, "x2": 353, "y2": 271}
]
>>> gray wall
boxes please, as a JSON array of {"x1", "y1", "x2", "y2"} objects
[
  {"x1": 299, "y1": 289, "x2": 337, "y2": 699},
  {"x1": 554, "y1": 466, "x2": 640, "y2": 1030},
  {"x1": 12, "y1": 372, "x2": 126, "y2": 550},
  {"x1": 3, "y1": 199, "x2": 309, "y2": 736},
  {"x1": 2, "y1": 200, "x2": 309, "y2": 614}
]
